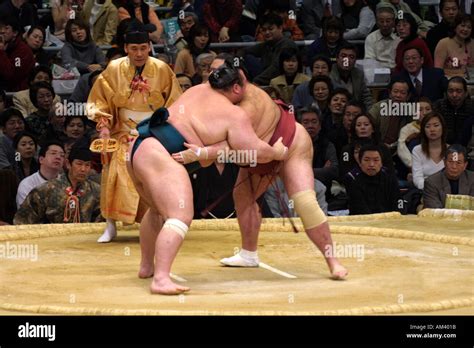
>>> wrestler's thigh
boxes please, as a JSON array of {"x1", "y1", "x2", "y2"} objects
[
  {"x1": 233, "y1": 168, "x2": 275, "y2": 203},
  {"x1": 280, "y1": 124, "x2": 315, "y2": 197},
  {"x1": 131, "y1": 138, "x2": 194, "y2": 223}
]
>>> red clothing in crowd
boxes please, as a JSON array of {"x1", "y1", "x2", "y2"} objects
[
  {"x1": 395, "y1": 37, "x2": 433, "y2": 74},
  {"x1": 0, "y1": 35, "x2": 36, "y2": 92},
  {"x1": 203, "y1": 0, "x2": 242, "y2": 42}
]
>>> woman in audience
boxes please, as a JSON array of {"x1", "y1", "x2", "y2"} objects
[
  {"x1": 118, "y1": 0, "x2": 163, "y2": 43},
  {"x1": 397, "y1": 98, "x2": 433, "y2": 169},
  {"x1": 61, "y1": 18, "x2": 106, "y2": 75},
  {"x1": 269, "y1": 47, "x2": 310, "y2": 104},
  {"x1": 174, "y1": 24, "x2": 214, "y2": 77},
  {"x1": 412, "y1": 112, "x2": 447, "y2": 190},
  {"x1": 434, "y1": 14, "x2": 474, "y2": 78},
  {"x1": 307, "y1": 16, "x2": 348, "y2": 63},
  {"x1": 64, "y1": 115, "x2": 87, "y2": 141},
  {"x1": 292, "y1": 55, "x2": 332, "y2": 109},
  {"x1": 341, "y1": 0, "x2": 375, "y2": 40},
  {"x1": 322, "y1": 88, "x2": 352, "y2": 135},
  {"x1": 0, "y1": 108, "x2": 26, "y2": 170},
  {"x1": 25, "y1": 81, "x2": 56, "y2": 143},
  {"x1": 13, "y1": 66, "x2": 61, "y2": 118},
  {"x1": 13, "y1": 131, "x2": 39, "y2": 181},
  {"x1": 23, "y1": 25, "x2": 53, "y2": 66},
  {"x1": 339, "y1": 113, "x2": 394, "y2": 179},
  {"x1": 394, "y1": 12, "x2": 433, "y2": 74},
  {"x1": 327, "y1": 100, "x2": 364, "y2": 159},
  {"x1": 308, "y1": 75, "x2": 333, "y2": 115}
]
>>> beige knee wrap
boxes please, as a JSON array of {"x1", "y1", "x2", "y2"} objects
[
  {"x1": 163, "y1": 218, "x2": 189, "y2": 239},
  {"x1": 291, "y1": 189, "x2": 327, "y2": 229}
]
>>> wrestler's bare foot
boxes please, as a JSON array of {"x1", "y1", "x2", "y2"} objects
[
  {"x1": 150, "y1": 277, "x2": 190, "y2": 295},
  {"x1": 329, "y1": 261, "x2": 348, "y2": 280},
  {"x1": 138, "y1": 262, "x2": 154, "y2": 279}
]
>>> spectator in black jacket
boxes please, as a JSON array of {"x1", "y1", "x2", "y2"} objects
[
  {"x1": 347, "y1": 144, "x2": 400, "y2": 215},
  {"x1": 244, "y1": 13, "x2": 297, "y2": 85},
  {"x1": 433, "y1": 76, "x2": 474, "y2": 145}
]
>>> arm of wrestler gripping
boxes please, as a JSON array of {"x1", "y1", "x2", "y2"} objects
[
  {"x1": 171, "y1": 140, "x2": 230, "y2": 166},
  {"x1": 227, "y1": 109, "x2": 287, "y2": 163}
]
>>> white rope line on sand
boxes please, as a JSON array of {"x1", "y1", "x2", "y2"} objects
[
  {"x1": 258, "y1": 262, "x2": 297, "y2": 279},
  {"x1": 169, "y1": 273, "x2": 187, "y2": 282}
]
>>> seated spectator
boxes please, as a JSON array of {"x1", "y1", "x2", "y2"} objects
[
  {"x1": 364, "y1": 3, "x2": 400, "y2": 69},
  {"x1": 176, "y1": 73, "x2": 193, "y2": 92},
  {"x1": 64, "y1": 115, "x2": 87, "y2": 142},
  {"x1": 203, "y1": 0, "x2": 242, "y2": 43},
  {"x1": 25, "y1": 81, "x2": 56, "y2": 143},
  {"x1": 322, "y1": 87, "x2": 352, "y2": 135},
  {"x1": 191, "y1": 162, "x2": 239, "y2": 219},
  {"x1": 269, "y1": 48, "x2": 310, "y2": 104},
  {"x1": 340, "y1": 113, "x2": 395, "y2": 179},
  {"x1": 434, "y1": 76, "x2": 474, "y2": 145},
  {"x1": 434, "y1": 14, "x2": 474, "y2": 79},
  {"x1": 346, "y1": 144, "x2": 400, "y2": 215},
  {"x1": 265, "y1": 177, "x2": 328, "y2": 217},
  {"x1": 308, "y1": 75, "x2": 333, "y2": 115},
  {"x1": 424, "y1": 144, "x2": 474, "y2": 209},
  {"x1": 81, "y1": 0, "x2": 118, "y2": 46},
  {"x1": 0, "y1": 169, "x2": 18, "y2": 224},
  {"x1": 174, "y1": 24, "x2": 214, "y2": 77},
  {"x1": 299, "y1": 0, "x2": 342, "y2": 40},
  {"x1": 297, "y1": 106, "x2": 339, "y2": 190},
  {"x1": 61, "y1": 18, "x2": 106, "y2": 75},
  {"x1": 394, "y1": 12, "x2": 433, "y2": 74},
  {"x1": 307, "y1": 16, "x2": 348, "y2": 64},
  {"x1": 255, "y1": 8, "x2": 304, "y2": 42},
  {"x1": 340, "y1": 0, "x2": 375, "y2": 40},
  {"x1": 0, "y1": 17, "x2": 36, "y2": 92},
  {"x1": 70, "y1": 47, "x2": 123, "y2": 103},
  {"x1": 412, "y1": 113, "x2": 447, "y2": 190},
  {"x1": 12, "y1": 65, "x2": 61, "y2": 117},
  {"x1": 0, "y1": 108, "x2": 25, "y2": 170},
  {"x1": 381, "y1": 0, "x2": 432, "y2": 37},
  {"x1": 16, "y1": 140, "x2": 65, "y2": 208},
  {"x1": 14, "y1": 146, "x2": 101, "y2": 224},
  {"x1": 394, "y1": 46, "x2": 448, "y2": 102},
  {"x1": 369, "y1": 78, "x2": 412, "y2": 148},
  {"x1": 330, "y1": 43, "x2": 373, "y2": 110},
  {"x1": 23, "y1": 25, "x2": 53, "y2": 67},
  {"x1": 118, "y1": 0, "x2": 163, "y2": 43},
  {"x1": 292, "y1": 55, "x2": 331, "y2": 109},
  {"x1": 51, "y1": 0, "x2": 78, "y2": 42},
  {"x1": 175, "y1": 12, "x2": 197, "y2": 51},
  {"x1": 426, "y1": 0, "x2": 459, "y2": 55},
  {"x1": 397, "y1": 97, "x2": 432, "y2": 169},
  {"x1": 0, "y1": 0, "x2": 38, "y2": 32},
  {"x1": 327, "y1": 100, "x2": 364, "y2": 158},
  {"x1": 244, "y1": 13, "x2": 297, "y2": 86},
  {"x1": 191, "y1": 52, "x2": 216, "y2": 85},
  {"x1": 12, "y1": 131, "x2": 39, "y2": 181}
]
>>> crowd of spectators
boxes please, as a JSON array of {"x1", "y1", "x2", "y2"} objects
[{"x1": 1, "y1": 0, "x2": 474, "y2": 226}]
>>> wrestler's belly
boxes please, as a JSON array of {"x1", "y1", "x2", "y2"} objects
[{"x1": 119, "y1": 108, "x2": 154, "y2": 124}]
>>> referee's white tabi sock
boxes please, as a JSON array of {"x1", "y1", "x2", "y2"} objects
[
  {"x1": 97, "y1": 219, "x2": 117, "y2": 243},
  {"x1": 220, "y1": 249, "x2": 259, "y2": 267}
]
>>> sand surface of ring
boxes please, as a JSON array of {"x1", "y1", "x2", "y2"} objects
[{"x1": 0, "y1": 212, "x2": 473, "y2": 315}]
